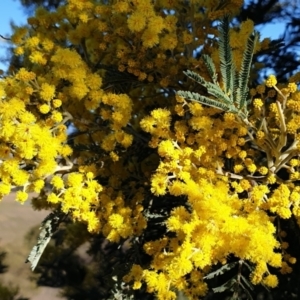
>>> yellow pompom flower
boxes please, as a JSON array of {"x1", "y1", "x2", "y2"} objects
[
  {"x1": 16, "y1": 191, "x2": 29, "y2": 204},
  {"x1": 160, "y1": 34, "x2": 178, "y2": 50},
  {"x1": 253, "y1": 98, "x2": 263, "y2": 108},
  {"x1": 39, "y1": 104, "x2": 51, "y2": 114},
  {"x1": 51, "y1": 111, "x2": 63, "y2": 123},
  {"x1": 47, "y1": 192, "x2": 60, "y2": 204},
  {"x1": 110, "y1": 151, "x2": 119, "y2": 162},
  {"x1": 151, "y1": 173, "x2": 168, "y2": 196},
  {"x1": 16, "y1": 68, "x2": 36, "y2": 82},
  {"x1": 142, "y1": 28, "x2": 159, "y2": 48},
  {"x1": 33, "y1": 179, "x2": 45, "y2": 192},
  {"x1": 288, "y1": 82, "x2": 297, "y2": 93},
  {"x1": 258, "y1": 166, "x2": 268, "y2": 175},
  {"x1": 14, "y1": 47, "x2": 24, "y2": 56},
  {"x1": 164, "y1": 15, "x2": 177, "y2": 32},
  {"x1": 265, "y1": 75, "x2": 277, "y2": 87},
  {"x1": 247, "y1": 163, "x2": 257, "y2": 173},
  {"x1": 67, "y1": 173, "x2": 83, "y2": 186},
  {"x1": 148, "y1": 16, "x2": 165, "y2": 34},
  {"x1": 289, "y1": 257, "x2": 297, "y2": 264},
  {"x1": 158, "y1": 140, "x2": 177, "y2": 159},
  {"x1": 0, "y1": 183, "x2": 11, "y2": 196},
  {"x1": 182, "y1": 31, "x2": 193, "y2": 45},
  {"x1": 29, "y1": 51, "x2": 47, "y2": 65},
  {"x1": 108, "y1": 213, "x2": 124, "y2": 229},
  {"x1": 238, "y1": 150, "x2": 247, "y2": 159},
  {"x1": 13, "y1": 170, "x2": 29, "y2": 186},
  {"x1": 52, "y1": 99, "x2": 62, "y2": 108},
  {"x1": 26, "y1": 36, "x2": 40, "y2": 48},
  {"x1": 79, "y1": 13, "x2": 89, "y2": 23},
  {"x1": 51, "y1": 175, "x2": 64, "y2": 189},
  {"x1": 60, "y1": 145, "x2": 73, "y2": 157},
  {"x1": 234, "y1": 164, "x2": 244, "y2": 173},
  {"x1": 127, "y1": 12, "x2": 146, "y2": 32},
  {"x1": 262, "y1": 274, "x2": 278, "y2": 288}
]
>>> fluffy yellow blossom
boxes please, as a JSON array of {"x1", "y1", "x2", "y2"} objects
[
  {"x1": 47, "y1": 192, "x2": 60, "y2": 204},
  {"x1": 289, "y1": 257, "x2": 297, "y2": 264},
  {"x1": 238, "y1": 150, "x2": 247, "y2": 159},
  {"x1": 234, "y1": 164, "x2": 244, "y2": 173},
  {"x1": 14, "y1": 46, "x2": 24, "y2": 55},
  {"x1": 39, "y1": 104, "x2": 51, "y2": 114},
  {"x1": 16, "y1": 68, "x2": 36, "y2": 81},
  {"x1": 142, "y1": 28, "x2": 159, "y2": 48},
  {"x1": 52, "y1": 99, "x2": 62, "y2": 108},
  {"x1": 182, "y1": 31, "x2": 193, "y2": 45},
  {"x1": 158, "y1": 140, "x2": 179, "y2": 159},
  {"x1": 0, "y1": 183, "x2": 11, "y2": 196},
  {"x1": 265, "y1": 75, "x2": 277, "y2": 87},
  {"x1": 288, "y1": 82, "x2": 297, "y2": 93},
  {"x1": 29, "y1": 51, "x2": 47, "y2": 65},
  {"x1": 151, "y1": 173, "x2": 168, "y2": 196},
  {"x1": 253, "y1": 98, "x2": 263, "y2": 108},
  {"x1": 258, "y1": 166, "x2": 268, "y2": 175},
  {"x1": 67, "y1": 173, "x2": 83, "y2": 186},
  {"x1": 109, "y1": 151, "x2": 119, "y2": 162},
  {"x1": 127, "y1": 12, "x2": 146, "y2": 32},
  {"x1": 16, "y1": 191, "x2": 29, "y2": 204},
  {"x1": 262, "y1": 274, "x2": 278, "y2": 288},
  {"x1": 108, "y1": 213, "x2": 124, "y2": 229},
  {"x1": 26, "y1": 36, "x2": 40, "y2": 48},
  {"x1": 160, "y1": 34, "x2": 178, "y2": 50},
  {"x1": 51, "y1": 175, "x2": 65, "y2": 189},
  {"x1": 51, "y1": 111, "x2": 63, "y2": 123},
  {"x1": 33, "y1": 179, "x2": 45, "y2": 192},
  {"x1": 148, "y1": 16, "x2": 165, "y2": 34}
]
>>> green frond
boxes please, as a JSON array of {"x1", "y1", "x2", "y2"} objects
[
  {"x1": 238, "y1": 31, "x2": 259, "y2": 109},
  {"x1": 178, "y1": 16, "x2": 257, "y2": 122},
  {"x1": 184, "y1": 70, "x2": 232, "y2": 105},
  {"x1": 202, "y1": 54, "x2": 218, "y2": 83},
  {"x1": 232, "y1": 70, "x2": 241, "y2": 106},
  {"x1": 183, "y1": 69, "x2": 207, "y2": 86},
  {"x1": 218, "y1": 16, "x2": 234, "y2": 94},
  {"x1": 177, "y1": 90, "x2": 231, "y2": 112},
  {"x1": 26, "y1": 210, "x2": 63, "y2": 271},
  {"x1": 206, "y1": 85, "x2": 232, "y2": 105},
  {"x1": 204, "y1": 261, "x2": 238, "y2": 279}
]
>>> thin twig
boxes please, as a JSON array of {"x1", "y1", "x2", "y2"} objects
[{"x1": 0, "y1": 34, "x2": 10, "y2": 41}]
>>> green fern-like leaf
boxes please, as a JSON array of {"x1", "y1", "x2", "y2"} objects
[
  {"x1": 26, "y1": 210, "x2": 64, "y2": 271},
  {"x1": 183, "y1": 70, "x2": 232, "y2": 105},
  {"x1": 183, "y1": 69, "x2": 207, "y2": 87},
  {"x1": 178, "y1": 16, "x2": 258, "y2": 122},
  {"x1": 238, "y1": 31, "x2": 259, "y2": 110},
  {"x1": 202, "y1": 54, "x2": 218, "y2": 83},
  {"x1": 177, "y1": 90, "x2": 232, "y2": 112},
  {"x1": 212, "y1": 278, "x2": 236, "y2": 293},
  {"x1": 204, "y1": 261, "x2": 238, "y2": 280},
  {"x1": 218, "y1": 16, "x2": 234, "y2": 94}
]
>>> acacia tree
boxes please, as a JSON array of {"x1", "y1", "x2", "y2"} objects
[{"x1": 1, "y1": 0, "x2": 300, "y2": 299}]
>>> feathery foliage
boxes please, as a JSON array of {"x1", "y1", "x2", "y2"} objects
[{"x1": 177, "y1": 16, "x2": 259, "y2": 122}]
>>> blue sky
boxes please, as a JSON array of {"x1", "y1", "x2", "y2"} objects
[
  {"x1": 0, "y1": 1, "x2": 286, "y2": 71},
  {"x1": 0, "y1": 0, "x2": 26, "y2": 69},
  {"x1": 0, "y1": 1, "x2": 25, "y2": 36}
]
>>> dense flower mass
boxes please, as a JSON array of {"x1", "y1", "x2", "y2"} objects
[{"x1": 1, "y1": 0, "x2": 300, "y2": 299}]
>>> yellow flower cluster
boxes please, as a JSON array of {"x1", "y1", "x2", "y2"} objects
[{"x1": 137, "y1": 55, "x2": 300, "y2": 298}]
